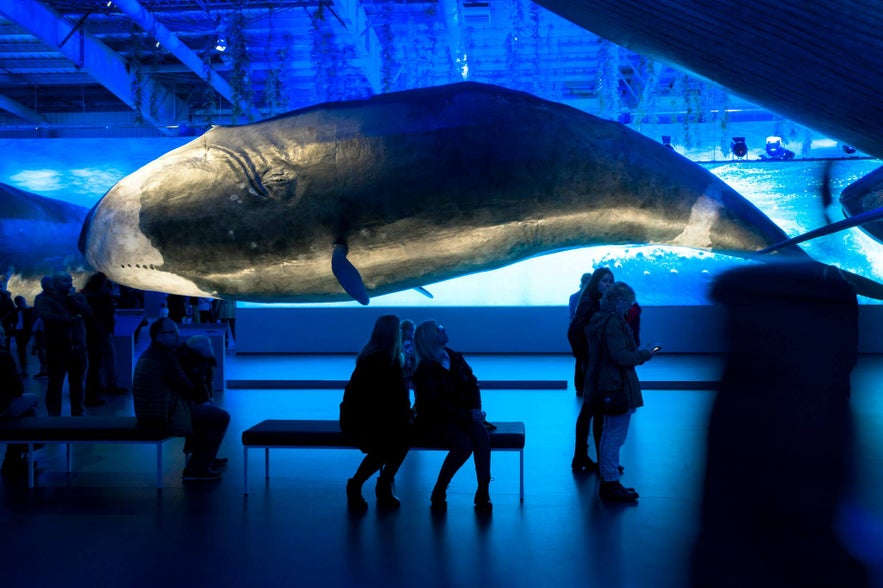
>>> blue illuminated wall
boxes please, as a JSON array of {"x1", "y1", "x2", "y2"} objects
[{"x1": 1, "y1": 137, "x2": 880, "y2": 307}]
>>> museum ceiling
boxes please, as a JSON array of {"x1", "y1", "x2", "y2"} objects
[{"x1": 0, "y1": 0, "x2": 788, "y2": 138}]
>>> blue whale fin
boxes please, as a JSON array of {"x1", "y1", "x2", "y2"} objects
[
  {"x1": 414, "y1": 286, "x2": 433, "y2": 299},
  {"x1": 332, "y1": 243, "x2": 370, "y2": 305}
]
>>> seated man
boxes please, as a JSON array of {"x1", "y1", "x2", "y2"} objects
[{"x1": 133, "y1": 318, "x2": 230, "y2": 482}]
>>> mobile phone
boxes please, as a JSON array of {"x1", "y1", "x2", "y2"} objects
[{"x1": 651, "y1": 345, "x2": 662, "y2": 353}]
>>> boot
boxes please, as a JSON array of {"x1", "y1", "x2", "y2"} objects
[
  {"x1": 474, "y1": 481, "x2": 493, "y2": 512},
  {"x1": 346, "y1": 478, "x2": 368, "y2": 513},
  {"x1": 599, "y1": 480, "x2": 638, "y2": 503},
  {"x1": 571, "y1": 455, "x2": 597, "y2": 472},
  {"x1": 375, "y1": 474, "x2": 401, "y2": 509},
  {"x1": 430, "y1": 483, "x2": 447, "y2": 511}
]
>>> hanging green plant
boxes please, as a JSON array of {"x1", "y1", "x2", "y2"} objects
[
  {"x1": 227, "y1": 2, "x2": 252, "y2": 123},
  {"x1": 129, "y1": 28, "x2": 145, "y2": 125},
  {"x1": 596, "y1": 39, "x2": 621, "y2": 120}
]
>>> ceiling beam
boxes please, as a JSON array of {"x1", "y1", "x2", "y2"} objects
[
  {"x1": 438, "y1": 0, "x2": 464, "y2": 76},
  {"x1": 111, "y1": 0, "x2": 261, "y2": 120},
  {"x1": 328, "y1": 0, "x2": 381, "y2": 94},
  {"x1": 0, "y1": 91, "x2": 47, "y2": 124},
  {"x1": 0, "y1": 0, "x2": 184, "y2": 133}
]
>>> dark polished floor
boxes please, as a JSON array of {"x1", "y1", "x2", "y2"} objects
[{"x1": 2, "y1": 351, "x2": 883, "y2": 588}]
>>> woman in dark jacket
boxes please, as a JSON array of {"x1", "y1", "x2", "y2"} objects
[
  {"x1": 340, "y1": 315, "x2": 412, "y2": 512},
  {"x1": 412, "y1": 320, "x2": 492, "y2": 512},
  {"x1": 570, "y1": 267, "x2": 614, "y2": 471},
  {"x1": 585, "y1": 282, "x2": 654, "y2": 502}
]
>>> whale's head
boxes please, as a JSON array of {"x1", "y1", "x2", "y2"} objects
[{"x1": 79, "y1": 126, "x2": 317, "y2": 299}]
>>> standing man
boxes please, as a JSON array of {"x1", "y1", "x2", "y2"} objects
[
  {"x1": 35, "y1": 272, "x2": 91, "y2": 416},
  {"x1": 134, "y1": 318, "x2": 230, "y2": 481}
]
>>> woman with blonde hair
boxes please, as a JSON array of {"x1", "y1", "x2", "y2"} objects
[{"x1": 340, "y1": 315, "x2": 412, "y2": 512}]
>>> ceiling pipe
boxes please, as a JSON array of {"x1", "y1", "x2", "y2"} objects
[
  {"x1": 0, "y1": 0, "x2": 181, "y2": 134},
  {"x1": 111, "y1": 0, "x2": 262, "y2": 120},
  {"x1": 0, "y1": 92, "x2": 48, "y2": 125}
]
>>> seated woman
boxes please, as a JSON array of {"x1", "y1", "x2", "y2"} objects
[
  {"x1": 340, "y1": 315, "x2": 412, "y2": 512},
  {"x1": 412, "y1": 321, "x2": 492, "y2": 512},
  {"x1": 0, "y1": 325, "x2": 38, "y2": 480}
]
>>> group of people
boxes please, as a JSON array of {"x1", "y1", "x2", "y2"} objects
[
  {"x1": 340, "y1": 316, "x2": 493, "y2": 513},
  {"x1": 567, "y1": 268, "x2": 658, "y2": 502},
  {"x1": 0, "y1": 270, "x2": 137, "y2": 478}
]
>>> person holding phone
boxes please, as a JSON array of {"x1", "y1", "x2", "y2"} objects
[{"x1": 585, "y1": 281, "x2": 656, "y2": 502}]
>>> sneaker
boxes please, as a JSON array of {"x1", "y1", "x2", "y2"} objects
[
  {"x1": 35, "y1": 371, "x2": 48, "y2": 379},
  {"x1": 182, "y1": 468, "x2": 222, "y2": 482}
]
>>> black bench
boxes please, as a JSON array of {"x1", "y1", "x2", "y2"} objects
[
  {"x1": 241, "y1": 419, "x2": 526, "y2": 500},
  {"x1": 0, "y1": 417, "x2": 175, "y2": 489}
]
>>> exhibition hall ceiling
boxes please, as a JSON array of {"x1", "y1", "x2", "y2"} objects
[{"x1": 0, "y1": 0, "x2": 778, "y2": 138}]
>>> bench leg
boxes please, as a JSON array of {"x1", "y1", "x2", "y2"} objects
[
  {"x1": 520, "y1": 448, "x2": 524, "y2": 502},
  {"x1": 27, "y1": 443, "x2": 35, "y2": 489},
  {"x1": 66, "y1": 443, "x2": 72, "y2": 476},
  {"x1": 264, "y1": 448, "x2": 270, "y2": 480},
  {"x1": 243, "y1": 447, "x2": 249, "y2": 495},
  {"x1": 156, "y1": 443, "x2": 163, "y2": 490}
]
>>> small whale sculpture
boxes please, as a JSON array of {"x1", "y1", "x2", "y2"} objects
[{"x1": 0, "y1": 182, "x2": 90, "y2": 301}]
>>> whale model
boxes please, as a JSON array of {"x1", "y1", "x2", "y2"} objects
[
  {"x1": 0, "y1": 182, "x2": 91, "y2": 302},
  {"x1": 80, "y1": 82, "x2": 822, "y2": 304}
]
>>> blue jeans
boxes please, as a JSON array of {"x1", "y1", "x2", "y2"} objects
[{"x1": 599, "y1": 409, "x2": 634, "y2": 482}]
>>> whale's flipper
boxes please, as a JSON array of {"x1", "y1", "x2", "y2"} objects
[
  {"x1": 414, "y1": 286, "x2": 434, "y2": 299},
  {"x1": 757, "y1": 204, "x2": 883, "y2": 254},
  {"x1": 332, "y1": 243, "x2": 370, "y2": 305}
]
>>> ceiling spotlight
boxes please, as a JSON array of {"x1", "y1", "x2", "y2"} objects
[
  {"x1": 730, "y1": 137, "x2": 748, "y2": 158},
  {"x1": 215, "y1": 36, "x2": 227, "y2": 52},
  {"x1": 661, "y1": 135, "x2": 673, "y2": 149},
  {"x1": 841, "y1": 144, "x2": 857, "y2": 155}
]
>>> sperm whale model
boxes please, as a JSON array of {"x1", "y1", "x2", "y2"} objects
[
  {"x1": 80, "y1": 82, "x2": 815, "y2": 304},
  {"x1": 0, "y1": 182, "x2": 90, "y2": 301}
]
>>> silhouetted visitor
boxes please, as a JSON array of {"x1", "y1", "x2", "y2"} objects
[
  {"x1": 0, "y1": 325, "x2": 38, "y2": 481},
  {"x1": 134, "y1": 318, "x2": 230, "y2": 482},
  {"x1": 340, "y1": 315, "x2": 412, "y2": 512},
  {"x1": 571, "y1": 267, "x2": 614, "y2": 472},
  {"x1": 585, "y1": 281, "x2": 655, "y2": 502},
  {"x1": 412, "y1": 320, "x2": 493, "y2": 512},
  {"x1": 692, "y1": 261, "x2": 868, "y2": 587},
  {"x1": 11, "y1": 295, "x2": 34, "y2": 378},
  {"x1": 81, "y1": 271, "x2": 123, "y2": 406},
  {"x1": 35, "y1": 272, "x2": 91, "y2": 416},
  {"x1": 569, "y1": 272, "x2": 592, "y2": 320},
  {"x1": 569, "y1": 268, "x2": 614, "y2": 398},
  {"x1": 215, "y1": 298, "x2": 236, "y2": 347}
]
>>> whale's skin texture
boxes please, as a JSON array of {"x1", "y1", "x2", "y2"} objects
[
  {"x1": 80, "y1": 82, "x2": 800, "y2": 303},
  {"x1": 0, "y1": 183, "x2": 90, "y2": 301}
]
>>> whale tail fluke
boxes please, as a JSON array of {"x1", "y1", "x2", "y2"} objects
[{"x1": 332, "y1": 243, "x2": 370, "y2": 305}]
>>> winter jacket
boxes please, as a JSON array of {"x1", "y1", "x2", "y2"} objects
[{"x1": 585, "y1": 310, "x2": 651, "y2": 411}]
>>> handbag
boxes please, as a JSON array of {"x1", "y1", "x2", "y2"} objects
[{"x1": 596, "y1": 385, "x2": 629, "y2": 416}]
